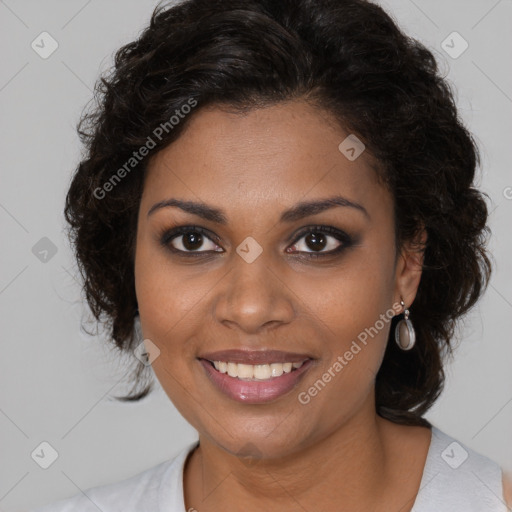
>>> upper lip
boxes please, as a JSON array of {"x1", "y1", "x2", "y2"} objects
[{"x1": 198, "y1": 349, "x2": 314, "y2": 365}]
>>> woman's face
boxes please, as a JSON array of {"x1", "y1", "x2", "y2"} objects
[{"x1": 134, "y1": 100, "x2": 423, "y2": 458}]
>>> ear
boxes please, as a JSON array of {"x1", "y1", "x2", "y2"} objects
[
  {"x1": 393, "y1": 224, "x2": 427, "y2": 308},
  {"x1": 503, "y1": 470, "x2": 512, "y2": 511}
]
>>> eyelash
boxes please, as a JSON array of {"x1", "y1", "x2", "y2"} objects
[{"x1": 158, "y1": 225, "x2": 354, "y2": 259}]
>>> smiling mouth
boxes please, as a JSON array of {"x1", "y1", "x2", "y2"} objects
[
  {"x1": 202, "y1": 359, "x2": 308, "y2": 381},
  {"x1": 198, "y1": 357, "x2": 314, "y2": 403}
]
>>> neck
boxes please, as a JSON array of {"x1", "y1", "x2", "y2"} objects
[{"x1": 184, "y1": 399, "x2": 397, "y2": 511}]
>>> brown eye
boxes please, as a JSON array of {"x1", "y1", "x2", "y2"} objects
[
  {"x1": 304, "y1": 232, "x2": 328, "y2": 252},
  {"x1": 180, "y1": 231, "x2": 204, "y2": 251},
  {"x1": 160, "y1": 226, "x2": 223, "y2": 254},
  {"x1": 286, "y1": 226, "x2": 359, "y2": 258},
  {"x1": 288, "y1": 226, "x2": 351, "y2": 255}
]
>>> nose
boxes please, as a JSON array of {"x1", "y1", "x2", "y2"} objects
[{"x1": 213, "y1": 253, "x2": 296, "y2": 334}]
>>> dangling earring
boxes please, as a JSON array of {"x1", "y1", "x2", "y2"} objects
[{"x1": 395, "y1": 299, "x2": 416, "y2": 351}]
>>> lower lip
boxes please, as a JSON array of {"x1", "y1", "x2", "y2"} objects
[{"x1": 199, "y1": 358, "x2": 313, "y2": 404}]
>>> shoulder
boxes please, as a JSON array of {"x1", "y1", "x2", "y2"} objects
[
  {"x1": 30, "y1": 440, "x2": 198, "y2": 512},
  {"x1": 412, "y1": 426, "x2": 509, "y2": 512}
]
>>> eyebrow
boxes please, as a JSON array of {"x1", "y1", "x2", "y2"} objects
[{"x1": 147, "y1": 195, "x2": 370, "y2": 223}]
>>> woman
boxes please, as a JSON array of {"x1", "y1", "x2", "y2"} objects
[{"x1": 33, "y1": 0, "x2": 512, "y2": 510}]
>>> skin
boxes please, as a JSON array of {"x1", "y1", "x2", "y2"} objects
[
  {"x1": 134, "y1": 99, "x2": 433, "y2": 512},
  {"x1": 505, "y1": 473, "x2": 512, "y2": 511}
]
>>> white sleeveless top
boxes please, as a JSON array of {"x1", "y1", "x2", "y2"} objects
[{"x1": 31, "y1": 425, "x2": 508, "y2": 511}]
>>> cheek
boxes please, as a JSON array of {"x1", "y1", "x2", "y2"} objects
[
  {"x1": 289, "y1": 247, "x2": 396, "y2": 392},
  {"x1": 134, "y1": 237, "x2": 209, "y2": 349},
  {"x1": 294, "y1": 252, "x2": 395, "y2": 339},
  {"x1": 135, "y1": 253, "x2": 207, "y2": 420},
  {"x1": 292, "y1": 265, "x2": 393, "y2": 425}
]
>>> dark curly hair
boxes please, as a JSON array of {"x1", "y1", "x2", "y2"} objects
[{"x1": 64, "y1": 0, "x2": 492, "y2": 427}]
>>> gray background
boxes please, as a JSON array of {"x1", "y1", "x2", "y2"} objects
[{"x1": 1, "y1": 0, "x2": 511, "y2": 510}]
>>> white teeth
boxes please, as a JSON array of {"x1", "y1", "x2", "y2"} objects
[
  {"x1": 227, "y1": 362, "x2": 238, "y2": 378},
  {"x1": 254, "y1": 364, "x2": 271, "y2": 379},
  {"x1": 210, "y1": 360, "x2": 306, "y2": 380},
  {"x1": 270, "y1": 363, "x2": 283, "y2": 377},
  {"x1": 237, "y1": 363, "x2": 254, "y2": 379},
  {"x1": 282, "y1": 362, "x2": 293, "y2": 373}
]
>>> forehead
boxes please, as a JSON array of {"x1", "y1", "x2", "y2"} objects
[{"x1": 142, "y1": 101, "x2": 389, "y2": 221}]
